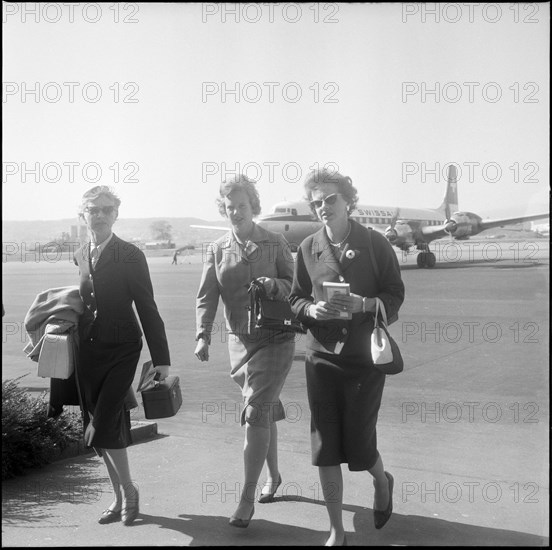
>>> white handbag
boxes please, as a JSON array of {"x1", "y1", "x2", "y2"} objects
[
  {"x1": 371, "y1": 298, "x2": 403, "y2": 374},
  {"x1": 37, "y1": 332, "x2": 74, "y2": 379}
]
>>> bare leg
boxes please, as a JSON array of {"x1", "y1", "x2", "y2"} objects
[
  {"x1": 261, "y1": 421, "x2": 280, "y2": 491},
  {"x1": 102, "y1": 452, "x2": 122, "y2": 511},
  {"x1": 232, "y1": 423, "x2": 270, "y2": 519},
  {"x1": 319, "y1": 465, "x2": 345, "y2": 546},
  {"x1": 102, "y1": 448, "x2": 138, "y2": 507},
  {"x1": 368, "y1": 455, "x2": 390, "y2": 510}
]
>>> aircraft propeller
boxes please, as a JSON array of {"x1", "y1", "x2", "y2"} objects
[{"x1": 385, "y1": 208, "x2": 401, "y2": 242}]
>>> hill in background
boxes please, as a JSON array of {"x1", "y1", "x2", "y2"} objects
[{"x1": 2, "y1": 217, "x2": 230, "y2": 247}]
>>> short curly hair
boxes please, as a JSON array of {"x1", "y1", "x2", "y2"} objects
[
  {"x1": 303, "y1": 168, "x2": 358, "y2": 216},
  {"x1": 216, "y1": 174, "x2": 261, "y2": 218},
  {"x1": 79, "y1": 185, "x2": 121, "y2": 216}
]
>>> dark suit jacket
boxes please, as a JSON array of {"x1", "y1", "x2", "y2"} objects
[
  {"x1": 74, "y1": 234, "x2": 170, "y2": 366},
  {"x1": 289, "y1": 220, "x2": 405, "y2": 359}
]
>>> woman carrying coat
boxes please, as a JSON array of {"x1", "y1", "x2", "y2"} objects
[
  {"x1": 289, "y1": 168, "x2": 405, "y2": 546},
  {"x1": 74, "y1": 185, "x2": 171, "y2": 526},
  {"x1": 195, "y1": 174, "x2": 296, "y2": 528}
]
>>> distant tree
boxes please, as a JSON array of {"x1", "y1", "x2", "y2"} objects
[{"x1": 150, "y1": 220, "x2": 173, "y2": 241}]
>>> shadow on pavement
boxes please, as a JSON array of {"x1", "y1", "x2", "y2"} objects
[{"x1": 131, "y1": 496, "x2": 548, "y2": 547}]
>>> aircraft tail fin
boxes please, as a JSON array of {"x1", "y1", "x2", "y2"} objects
[{"x1": 437, "y1": 164, "x2": 459, "y2": 219}]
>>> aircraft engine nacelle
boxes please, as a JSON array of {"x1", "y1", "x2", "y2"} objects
[
  {"x1": 445, "y1": 212, "x2": 482, "y2": 239},
  {"x1": 385, "y1": 221, "x2": 414, "y2": 250}
]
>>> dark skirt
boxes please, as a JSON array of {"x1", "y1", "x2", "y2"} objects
[
  {"x1": 306, "y1": 351, "x2": 386, "y2": 471},
  {"x1": 78, "y1": 339, "x2": 142, "y2": 449}
]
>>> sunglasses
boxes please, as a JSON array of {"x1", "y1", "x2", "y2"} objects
[
  {"x1": 83, "y1": 206, "x2": 116, "y2": 216},
  {"x1": 309, "y1": 193, "x2": 341, "y2": 209}
]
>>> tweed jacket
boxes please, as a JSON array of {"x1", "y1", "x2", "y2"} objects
[
  {"x1": 74, "y1": 234, "x2": 170, "y2": 366},
  {"x1": 289, "y1": 220, "x2": 405, "y2": 359},
  {"x1": 196, "y1": 223, "x2": 295, "y2": 342}
]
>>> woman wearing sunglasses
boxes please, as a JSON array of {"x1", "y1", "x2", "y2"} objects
[
  {"x1": 194, "y1": 174, "x2": 296, "y2": 528},
  {"x1": 289, "y1": 168, "x2": 405, "y2": 546},
  {"x1": 74, "y1": 186, "x2": 171, "y2": 526}
]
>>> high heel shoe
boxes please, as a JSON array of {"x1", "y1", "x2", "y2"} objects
[
  {"x1": 121, "y1": 493, "x2": 140, "y2": 526},
  {"x1": 98, "y1": 508, "x2": 121, "y2": 524},
  {"x1": 374, "y1": 471, "x2": 393, "y2": 530},
  {"x1": 258, "y1": 474, "x2": 282, "y2": 503},
  {"x1": 229, "y1": 506, "x2": 254, "y2": 528},
  {"x1": 324, "y1": 533, "x2": 348, "y2": 546}
]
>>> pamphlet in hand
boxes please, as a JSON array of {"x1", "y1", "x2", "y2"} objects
[
  {"x1": 137, "y1": 360, "x2": 158, "y2": 392},
  {"x1": 323, "y1": 282, "x2": 352, "y2": 320}
]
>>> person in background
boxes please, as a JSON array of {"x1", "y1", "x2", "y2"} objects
[
  {"x1": 194, "y1": 174, "x2": 295, "y2": 528},
  {"x1": 289, "y1": 168, "x2": 405, "y2": 546},
  {"x1": 74, "y1": 185, "x2": 171, "y2": 526}
]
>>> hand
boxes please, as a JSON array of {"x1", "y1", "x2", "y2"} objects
[
  {"x1": 195, "y1": 339, "x2": 209, "y2": 362},
  {"x1": 308, "y1": 301, "x2": 343, "y2": 321},
  {"x1": 256, "y1": 276, "x2": 277, "y2": 296},
  {"x1": 153, "y1": 365, "x2": 170, "y2": 381},
  {"x1": 84, "y1": 420, "x2": 96, "y2": 447},
  {"x1": 329, "y1": 292, "x2": 365, "y2": 314}
]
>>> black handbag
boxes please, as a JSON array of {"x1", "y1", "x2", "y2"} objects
[{"x1": 247, "y1": 279, "x2": 306, "y2": 334}]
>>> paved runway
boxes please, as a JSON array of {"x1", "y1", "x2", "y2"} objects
[{"x1": 2, "y1": 239, "x2": 549, "y2": 545}]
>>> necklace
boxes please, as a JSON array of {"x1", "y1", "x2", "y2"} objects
[{"x1": 328, "y1": 223, "x2": 351, "y2": 248}]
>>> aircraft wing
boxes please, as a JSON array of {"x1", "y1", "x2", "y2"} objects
[
  {"x1": 418, "y1": 212, "x2": 549, "y2": 242},
  {"x1": 478, "y1": 213, "x2": 549, "y2": 231},
  {"x1": 190, "y1": 224, "x2": 229, "y2": 231}
]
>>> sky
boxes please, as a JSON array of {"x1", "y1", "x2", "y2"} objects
[{"x1": 2, "y1": 2, "x2": 550, "y2": 222}]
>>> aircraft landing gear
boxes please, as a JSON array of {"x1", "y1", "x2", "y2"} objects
[{"x1": 416, "y1": 251, "x2": 436, "y2": 268}]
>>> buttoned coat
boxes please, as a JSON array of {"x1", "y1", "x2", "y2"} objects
[
  {"x1": 196, "y1": 224, "x2": 295, "y2": 341},
  {"x1": 74, "y1": 234, "x2": 170, "y2": 366},
  {"x1": 289, "y1": 220, "x2": 405, "y2": 359}
]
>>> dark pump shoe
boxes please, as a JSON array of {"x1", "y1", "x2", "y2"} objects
[
  {"x1": 98, "y1": 508, "x2": 121, "y2": 524},
  {"x1": 229, "y1": 506, "x2": 255, "y2": 528},
  {"x1": 258, "y1": 475, "x2": 282, "y2": 503},
  {"x1": 374, "y1": 471, "x2": 394, "y2": 530}
]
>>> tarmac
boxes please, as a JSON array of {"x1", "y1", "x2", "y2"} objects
[{"x1": 2, "y1": 243, "x2": 550, "y2": 546}]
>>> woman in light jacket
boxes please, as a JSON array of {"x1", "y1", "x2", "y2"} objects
[{"x1": 195, "y1": 174, "x2": 295, "y2": 527}]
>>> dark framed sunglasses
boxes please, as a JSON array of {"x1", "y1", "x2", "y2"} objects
[
  {"x1": 309, "y1": 193, "x2": 341, "y2": 209},
  {"x1": 83, "y1": 206, "x2": 116, "y2": 216}
]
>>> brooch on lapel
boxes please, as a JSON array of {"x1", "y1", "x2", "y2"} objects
[{"x1": 345, "y1": 249, "x2": 357, "y2": 260}]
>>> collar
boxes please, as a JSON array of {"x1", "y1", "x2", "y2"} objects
[
  {"x1": 91, "y1": 232, "x2": 114, "y2": 250},
  {"x1": 220, "y1": 223, "x2": 271, "y2": 249}
]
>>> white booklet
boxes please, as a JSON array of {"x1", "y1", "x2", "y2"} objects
[{"x1": 323, "y1": 282, "x2": 352, "y2": 320}]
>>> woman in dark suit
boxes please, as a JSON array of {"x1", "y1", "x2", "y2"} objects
[
  {"x1": 74, "y1": 186, "x2": 171, "y2": 526},
  {"x1": 195, "y1": 175, "x2": 295, "y2": 528},
  {"x1": 289, "y1": 169, "x2": 405, "y2": 546}
]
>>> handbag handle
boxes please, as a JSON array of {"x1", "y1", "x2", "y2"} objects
[
  {"x1": 374, "y1": 297, "x2": 389, "y2": 328},
  {"x1": 248, "y1": 278, "x2": 270, "y2": 300}
]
